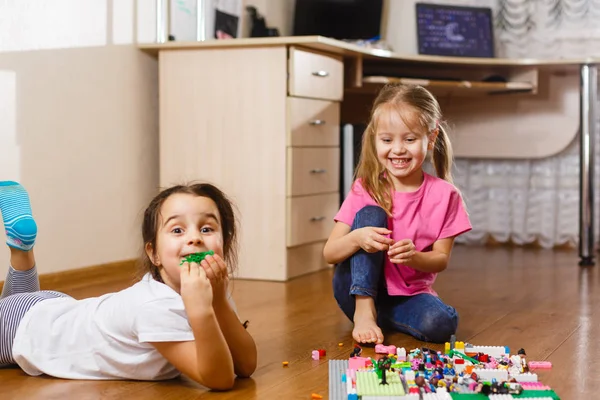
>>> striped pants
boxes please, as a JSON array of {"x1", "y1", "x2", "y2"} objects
[{"x1": 0, "y1": 266, "x2": 70, "y2": 366}]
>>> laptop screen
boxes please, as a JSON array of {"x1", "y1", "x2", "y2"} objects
[{"x1": 416, "y1": 3, "x2": 495, "y2": 58}]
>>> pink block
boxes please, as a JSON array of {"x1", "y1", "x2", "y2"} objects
[
  {"x1": 521, "y1": 382, "x2": 551, "y2": 390},
  {"x1": 375, "y1": 344, "x2": 397, "y2": 354},
  {"x1": 528, "y1": 361, "x2": 552, "y2": 369},
  {"x1": 348, "y1": 356, "x2": 370, "y2": 370},
  {"x1": 311, "y1": 350, "x2": 320, "y2": 360}
]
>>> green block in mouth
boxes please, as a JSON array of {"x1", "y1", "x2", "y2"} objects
[{"x1": 180, "y1": 250, "x2": 215, "y2": 265}]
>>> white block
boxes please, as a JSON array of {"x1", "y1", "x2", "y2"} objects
[
  {"x1": 514, "y1": 372, "x2": 538, "y2": 382},
  {"x1": 465, "y1": 345, "x2": 508, "y2": 358},
  {"x1": 472, "y1": 368, "x2": 509, "y2": 382}
]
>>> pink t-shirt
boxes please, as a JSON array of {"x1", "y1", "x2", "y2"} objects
[{"x1": 334, "y1": 173, "x2": 472, "y2": 296}]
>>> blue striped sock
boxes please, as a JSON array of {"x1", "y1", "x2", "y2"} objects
[{"x1": 0, "y1": 181, "x2": 37, "y2": 251}]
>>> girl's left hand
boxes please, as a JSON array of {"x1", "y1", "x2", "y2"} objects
[
  {"x1": 388, "y1": 239, "x2": 416, "y2": 265},
  {"x1": 200, "y1": 254, "x2": 229, "y2": 300}
]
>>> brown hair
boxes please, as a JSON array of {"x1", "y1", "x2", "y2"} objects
[
  {"x1": 139, "y1": 183, "x2": 238, "y2": 282},
  {"x1": 355, "y1": 83, "x2": 454, "y2": 215}
]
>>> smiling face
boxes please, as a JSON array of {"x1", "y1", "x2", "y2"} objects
[
  {"x1": 374, "y1": 104, "x2": 437, "y2": 191},
  {"x1": 146, "y1": 193, "x2": 224, "y2": 292}
]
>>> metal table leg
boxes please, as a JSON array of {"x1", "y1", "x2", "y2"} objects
[{"x1": 579, "y1": 64, "x2": 597, "y2": 266}]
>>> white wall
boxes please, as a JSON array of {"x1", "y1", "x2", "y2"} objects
[
  {"x1": 0, "y1": 0, "x2": 157, "y2": 274},
  {"x1": 0, "y1": 0, "x2": 300, "y2": 275}
]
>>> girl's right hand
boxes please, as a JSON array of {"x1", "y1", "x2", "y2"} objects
[
  {"x1": 354, "y1": 227, "x2": 394, "y2": 253},
  {"x1": 180, "y1": 262, "x2": 213, "y2": 317}
]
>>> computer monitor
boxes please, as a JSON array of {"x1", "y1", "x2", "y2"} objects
[
  {"x1": 293, "y1": 0, "x2": 383, "y2": 40},
  {"x1": 415, "y1": 2, "x2": 495, "y2": 58}
]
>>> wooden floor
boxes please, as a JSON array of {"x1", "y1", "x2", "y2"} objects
[{"x1": 1, "y1": 245, "x2": 598, "y2": 399}]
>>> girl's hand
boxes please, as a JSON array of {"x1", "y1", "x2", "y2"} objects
[
  {"x1": 180, "y1": 262, "x2": 213, "y2": 318},
  {"x1": 388, "y1": 239, "x2": 416, "y2": 265},
  {"x1": 200, "y1": 254, "x2": 229, "y2": 301},
  {"x1": 354, "y1": 227, "x2": 394, "y2": 253}
]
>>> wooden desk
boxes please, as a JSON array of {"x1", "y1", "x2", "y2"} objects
[{"x1": 140, "y1": 36, "x2": 599, "y2": 278}]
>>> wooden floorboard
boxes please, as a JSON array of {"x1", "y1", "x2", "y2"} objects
[{"x1": 0, "y1": 245, "x2": 598, "y2": 399}]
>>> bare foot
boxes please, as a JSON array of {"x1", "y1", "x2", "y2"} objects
[{"x1": 352, "y1": 296, "x2": 384, "y2": 344}]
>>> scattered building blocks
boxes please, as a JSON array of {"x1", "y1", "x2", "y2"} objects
[{"x1": 327, "y1": 341, "x2": 560, "y2": 400}]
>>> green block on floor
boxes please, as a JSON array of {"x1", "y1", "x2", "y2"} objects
[
  {"x1": 449, "y1": 390, "x2": 560, "y2": 399},
  {"x1": 515, "y1": 390, "x2": 560, "y2": 399},
  {"x1": 355, "y1": 371, "x2": 405, "y2": 396}
]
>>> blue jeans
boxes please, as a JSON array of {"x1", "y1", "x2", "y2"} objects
[{"x1": 332, "y1": 206, "x2": 458, "y2": 343}]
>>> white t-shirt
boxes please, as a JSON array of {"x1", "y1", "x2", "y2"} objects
[{"x1": 12, "y1": 273, "x2": 201, "y2": 380}]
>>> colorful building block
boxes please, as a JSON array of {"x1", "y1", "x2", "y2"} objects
[
  {"x1": 356, "y1": 370, "x2": 405, "y2": 396},
  {"x1": 375, "y1": 344, "x2": 397, "y2": 354},
  {"x1": 328, "y1": 359, "x2": 348, "y2": 400},
  {"x1": 464, "y1": 345, "x2": 509, "y2": 358},
  {"x1": 348, "y1": 356, "x2": 370, "y2": 370},
  {"x1": 514, "y1": 372, "x2": 539, "y2": 382},
  {"x1": 528, "y1": 361, "x2": 552, "y2": 370}
]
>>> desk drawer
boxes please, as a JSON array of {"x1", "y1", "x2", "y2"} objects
[
  {"x1": 287, "y1": 147, "x2": 340, "y2": 196},
  {"x1": 287, "y1": 241, "x2": 329, "y2": 278},
  {"x1": 288, "y1": 97, "x2": 340, "y2": 147},
  {"x1": 287, "y1": 193, "x2": 339, "y2": 247},
  {"x1": 289, "y1": 47, "x2": 343, "y2": 101}
]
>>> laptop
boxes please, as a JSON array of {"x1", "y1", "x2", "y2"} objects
[{"x1": 415, "y1": 2, "x2": 495, "y2": 58}]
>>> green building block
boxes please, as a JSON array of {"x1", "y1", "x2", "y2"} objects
[
  {"x1": 180, "y1": 250, "x2": 215, "y2": 265},
  {"x1": 355, "y1": 370, "x2": 406, "y2": 396},
  {"x1": 515, "y1": 390, "x2": 560, "y2": 399},
  {"x1": 450, "y1": 390, "x2": 560, "y2": 399},
  {"x1": 448, "y1": 349, "x2": 480, "y2": 365}
]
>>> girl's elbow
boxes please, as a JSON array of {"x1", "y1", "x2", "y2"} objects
[
  {"x1": 235, "y1": 369, "x2": 254, "y2": 379},
  {"x1": 194, "y1": 363, "x2": 236, "y2": 390},
  {"x1": 236, "y1": 360, "x2": 257, "y2": 378},
  {"x1": 323, "y1": 244, "x2": 337, "y2": 265},
  {"x1": 204, "y1": 374, "x2": 236, "y2": 391}
]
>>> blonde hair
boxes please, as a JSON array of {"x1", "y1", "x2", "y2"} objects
[{"x1": 355, "y1": 83, "x2": 454, "y2": 215}]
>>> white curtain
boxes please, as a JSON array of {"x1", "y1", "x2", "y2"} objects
[{"x1": 448, "y1": 0, "x2": 600, "y2": 248}]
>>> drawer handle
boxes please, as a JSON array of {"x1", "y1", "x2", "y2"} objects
[
  {"x1": 309, "y1": 119, "x2": 326, "y2": 126},
  {"x1": 310, "y1": 216, "x2": 325, "y2": 222},
  {"x1": 312, "y1": 70, "x2": 329, "y2": 77},
  {"x1": 310, "y1": 168, "x2": 327, "y2": 174}
]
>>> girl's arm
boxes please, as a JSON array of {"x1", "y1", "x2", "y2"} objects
[
  {"x1": 150, "y1": 311, "x2": 235, "y2": 390},
  {"x1": 199, "y1": 254, "x2": 257, "y2": 377},
  {"x1": 151, "y1": 262, "x2": 234, "y2": 390},
  {"x1": 323, "y1": 222, "x2": 393, "y2": 265},
  {"x1": 389, "y1": 237, "x2": 455, "y2": 273},
  {"x1": 323, "y1": 222, "x2": 357, "y2": 264},
  {"x1": 212, "y1": 297, "x2": 257, "y2": 378}
]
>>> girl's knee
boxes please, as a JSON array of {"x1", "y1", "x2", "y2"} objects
[
  {"x1": 419, "y1": 309, "x2": 458, "y2": 343},
  {"x1": 354, "y1": 206, "x2": 388, "y2": 229}
]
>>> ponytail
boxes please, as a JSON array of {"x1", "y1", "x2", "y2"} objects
[{"x1": 432, "y1": 123, "x2": 454, "y2": 185}]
